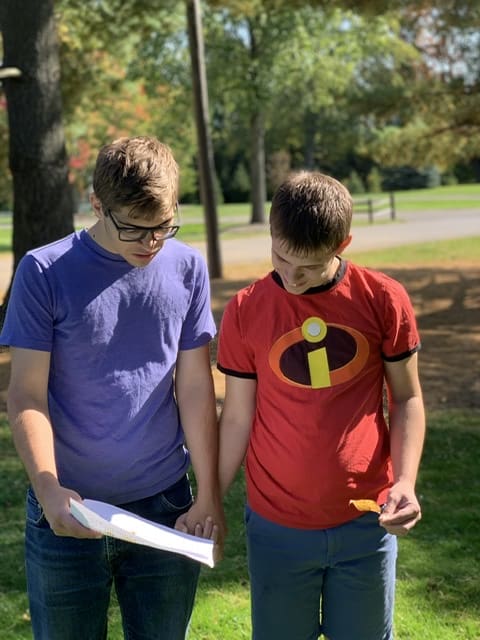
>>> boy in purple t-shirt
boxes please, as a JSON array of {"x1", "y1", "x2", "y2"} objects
[{"x1": 0, "y1": 136, "x2": 225, "y2": 639}]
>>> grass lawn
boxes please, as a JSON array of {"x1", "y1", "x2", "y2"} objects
[
  {"x1": 345, "y1": 235, "x2": 480, "y2": 266},
  {"x1": 0, "y1": 235, "x2": 479, "y2": 638},
  {"x1": 1, "y1": 408, "x2": 478, "y2": 639}
]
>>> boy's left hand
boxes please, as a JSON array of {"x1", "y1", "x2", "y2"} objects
[
  {"x1": 175, "y1": 500, "x2": 226, "y2": 562},
  {"x1": 378, "y1": 480, "x2": 422, "y2": 536}
]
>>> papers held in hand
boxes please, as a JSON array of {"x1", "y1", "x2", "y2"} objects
[{"x1": 70, "y1": 498, "x2": 215, "y2": 568}]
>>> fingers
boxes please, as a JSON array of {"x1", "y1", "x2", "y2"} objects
[
  {"x1": 178, "y1": 516, "x2": 216, "y2": 539},
  {"x1": 50, "y1": 513, "x2": 103, "y2": 539},
  {"x1": 379, "y1": 504, "x2": 421, "y2": 536},
  {"x1": 174, "y1": 514, "x2": 189, "y2": 533}
]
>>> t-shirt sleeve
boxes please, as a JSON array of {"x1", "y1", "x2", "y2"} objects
[
  {"x1": 381, "y1": 278, "x2": 420, "y2": 361},
  {"x1": 0, "y1": 254, "x2": 54, "y2": 351},
  {"x1": 217, "y1": 294, "x2": 257, "y2": 378},
  {"x1": 178, "y1": 254, "x2": 216, "y2": 350}
]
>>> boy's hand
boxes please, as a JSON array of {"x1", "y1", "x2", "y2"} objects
[
  {"x1": 40, "y1": 486, "x2": 103, "y2": 539},
  {"x1": 378, "y1": 480, "x2": 421, "y2": 536},
  {"x1": 175, "y1": 500, "x2": 226, "y2": 563}
]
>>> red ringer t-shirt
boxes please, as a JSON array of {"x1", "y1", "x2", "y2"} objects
[{"x1": 217, "y1": 259, "x2": 420, "y2": 529}]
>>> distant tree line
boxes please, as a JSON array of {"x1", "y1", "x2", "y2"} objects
[{"x1": 1, "y1": 0, "x2": 479, "y2": 215}]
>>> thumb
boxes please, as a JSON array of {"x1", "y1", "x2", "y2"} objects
[
  {"x1": 380, "y1": 495, "x2": 398, "y2": 518},
  {"x1": 174, "y1": 514, "x2": 189, "y2": 533}
]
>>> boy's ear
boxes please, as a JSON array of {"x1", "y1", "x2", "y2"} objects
[
  {"x1": 90, "y1": 193, "x2": 103, "y2": 219},
  {"x1": 337, "y1": 235, "x2": 352, "y2": 254}
]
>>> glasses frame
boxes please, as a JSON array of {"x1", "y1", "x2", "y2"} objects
[{"x1": 105, "y1": 207, "x2": 180, "y2": 242}]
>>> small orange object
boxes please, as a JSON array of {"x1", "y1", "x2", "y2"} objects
[{"x1": 349, "y1": 499, "x2": 382, "y2": 514}]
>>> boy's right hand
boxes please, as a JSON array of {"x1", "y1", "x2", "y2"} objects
[{"x1": 39, "y1": 485, "x2": 103, "y2": 539}]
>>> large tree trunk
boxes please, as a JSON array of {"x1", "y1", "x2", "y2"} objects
[
  {"x1": 0, "y1": 0, "x2": 74, "y2": 314},
  {"x1": 186, "y1": 0, "x2": 223, "y2": 279}
]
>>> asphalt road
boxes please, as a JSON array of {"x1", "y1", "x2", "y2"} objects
[
  {"x1": 1, "y1": 207, "x2": 479, "y2": 295},
  {"x1": 190, "y1": 207, "x2": 480, "y2": 265}
]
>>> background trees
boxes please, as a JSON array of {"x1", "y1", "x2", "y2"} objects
[{"x1": 1, "y1": 0, "x2": 479, "y2": 287}]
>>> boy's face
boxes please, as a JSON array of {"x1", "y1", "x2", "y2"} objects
[
  {"x1": 90, "y1": 195, "x2": 177, "y2": 268},
  {"x1": 271, "y1": 235, "x2": 348, "y2": 295}
]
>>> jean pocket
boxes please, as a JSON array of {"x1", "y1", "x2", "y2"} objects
[
  {"x1": 158, "y1": 475, "x2": 193, "y2": 513},
  {"x1": 26, "y1": 487, "x2": 48, "y2": 527}
]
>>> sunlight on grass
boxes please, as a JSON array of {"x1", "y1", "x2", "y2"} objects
[
  {"x1": 1, "y1": 408, "x2": 479, "y2": 639},
  {"x1": 346, "y1": 236, "x2": 480, "y2": 267}
]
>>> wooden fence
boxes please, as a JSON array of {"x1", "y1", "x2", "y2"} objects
[{"x1": 353, "y1": 192, "x2": 396, "y2": 223}]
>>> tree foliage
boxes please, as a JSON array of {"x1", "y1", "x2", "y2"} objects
[{"x1": 2, "y1": 0, "x2": 480, "y2": 222}]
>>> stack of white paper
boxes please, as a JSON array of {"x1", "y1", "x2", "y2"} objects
[{"x1": 70, "y1": 498, "x2": 215, "y2": 568}]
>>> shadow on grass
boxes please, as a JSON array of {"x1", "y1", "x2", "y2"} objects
[
  {"x1": 398, "y1": 411, "x2": 480, "y2": 620},
  {"x1": 0, "y1": 263, "x2": 478, "y2": 637},
  {"x1": 210, "y1": 265, "x2": 480, "y2": 411}
]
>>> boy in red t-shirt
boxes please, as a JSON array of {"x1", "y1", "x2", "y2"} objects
[{"x1": 217, "y1": 171, "x2": 425, "y2": 640}]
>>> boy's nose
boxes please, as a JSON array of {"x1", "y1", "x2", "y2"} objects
[
  {"x1": 141, "y1": 231, "x2": 161, "y2": 245},
  {"x1": 285, "y1": 267, "x2": 301, "y2": 283}
]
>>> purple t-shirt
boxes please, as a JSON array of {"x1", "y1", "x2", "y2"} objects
[{"x1": 0, "y1": 230, "x2": 216, "y2": 503}]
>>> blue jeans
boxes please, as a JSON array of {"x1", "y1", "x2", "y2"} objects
[
  {"x1": 25, "y1": 476, "x2": 201, "y2": 640},
  {"x1": 246, "y1": 506, "x2": 397, "y2": 640}
]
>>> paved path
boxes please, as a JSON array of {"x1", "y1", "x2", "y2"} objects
[
  {"x1": 1, "y1": 208, "x2": 479, "y2": 295},
  {"x1": 190, "y1": 208, "x2": 480, "y2": 265}
]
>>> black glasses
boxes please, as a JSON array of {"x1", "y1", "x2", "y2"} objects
[{"x1": 105, "y1": 208, "x2": 180, "y2": 242}]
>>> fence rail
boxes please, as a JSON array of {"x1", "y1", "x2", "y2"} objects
[{"x1": 353, "y1": 192, "x2": 396, "y2": 223}]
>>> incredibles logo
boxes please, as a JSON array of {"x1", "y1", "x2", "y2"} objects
[{"x1": 268, "y1": 316, "x2": 369, "y2": 388}]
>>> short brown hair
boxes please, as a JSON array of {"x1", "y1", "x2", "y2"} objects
[
  {"x1": 269, "y1": 171, "x2": 353, "y2": 254},
  {"x1": 92, "y1": 136, "x2": 179, "y2": 220}
]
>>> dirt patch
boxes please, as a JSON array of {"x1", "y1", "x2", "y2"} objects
[
  {"x1": 209, "y1": 261, "x2": 480, "y2": 413},
  {"x1": 0, "y1": 260, "x2": 478, "y2": 413}
]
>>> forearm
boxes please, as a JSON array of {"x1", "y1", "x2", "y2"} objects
[
  {"x1": 389, "y1": 395, "x2": 425, "y2": 485},
  {"x1": 218, "y1": 375, "x2": 256, "y2": 496},
  {"x1": 219, "y1": 416, "x2": 251, "y2": 496},
  {"x1": 8, "y1": 399, "x2": 60, "y2": 501},
  {"x1": 177, "y1": 380, "x2": 220, "y2": 501},
  {"x1": 7, "y1": 348, "x2": 94, "y2": 538}
]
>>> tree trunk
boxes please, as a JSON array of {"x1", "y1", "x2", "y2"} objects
[
  {"x1": 186, "y1": 0, "x2": 223, "y2": 279},
  {"x1": 0, "y1": 0, "x2": 74, "y2": 314},
  {"x1": 304, "y1": 109, "x2": 317, "y2": 170},
  {"x1": 248, "y1": 19, "x2": 266, "y2": 225},
  {"x1": 250, "y1": 109, "x2": 267, "y2": 224}
]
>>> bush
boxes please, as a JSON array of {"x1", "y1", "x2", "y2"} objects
[
  {"x1": 441, "y1": 173, "x2": 458, "y2": 186},
  {"x1": 366, "y1": 167, "x2": 383, "y2": 193},
  {"x1": 381, "y1": 166, "x2": 441, "y2": 190},
  {"x1": 345, "y1": 170, "x2": 365, "y2": 194}
]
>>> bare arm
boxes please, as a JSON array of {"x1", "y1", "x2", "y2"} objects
[
  {"x1": 7, "y1": 347, "x2": 100, "y2": 538},
  {"x1": 219, "y1": 375, "x2": 257, "y2": 497},
  {"x1": 379, "y1": 353, "x2": 426, "y2": 536},
  {"x1": 174, "y1": 344, "x2": 226, "y2": 548}
]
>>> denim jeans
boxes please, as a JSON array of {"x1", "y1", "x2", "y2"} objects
[
  {"x1": 25, "y1": 476, "x2": 201, "y2": 640},
  {"x1": 246, "y1": 506, "x2": 397, "y2": 640}
]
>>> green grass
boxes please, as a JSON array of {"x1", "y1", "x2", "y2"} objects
[
  {"x1": 1, "y1": 409, "x2": 479, "y2": 639},
  {"x1": 0, "y1": 228, "x2": 11, "y2": 252},
  {"x1": 393, "y1": 411, "x2": 480, "y2": 640},
  {"x1": 1, "y1": 233, "x2": 479, "y2": 638},
  {"x1": 346, "y1": 235, "x2": 480, "y2": 266}
]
